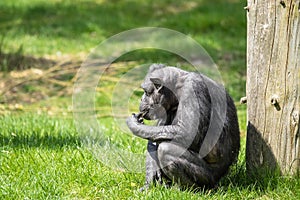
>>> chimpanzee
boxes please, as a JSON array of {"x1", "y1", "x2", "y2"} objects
[{"x1": 126, "y1": 64, "x2": 240, "y2": 190}]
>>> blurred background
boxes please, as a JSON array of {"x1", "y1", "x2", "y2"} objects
[
  {"x1": 0, "y1": 0, "x2": 246, "y2": 104},
  {"x1": 0, "y1": 1, "x2": 255, "y2": 199}
]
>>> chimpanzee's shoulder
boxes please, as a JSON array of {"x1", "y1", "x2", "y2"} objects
[{"x1": 185, "y1": 72, "x2": 207, "y2": 85}]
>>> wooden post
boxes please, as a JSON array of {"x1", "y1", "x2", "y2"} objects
[{"x1": 246, "y1": 0, "x2": 300, "y2": 175}]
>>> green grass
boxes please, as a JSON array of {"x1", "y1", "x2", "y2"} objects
[
  {"x1": 0, "y1": 0, "x2": 246, "y2": 56},
  {"x1": 1, "y1": 112, "x2": 300, "y2": 199},
  {"x1": 2, "y1": 0, "x2": 299, "y2": 199},
  {"x1": 0, "y1": 0, "x2": 246, "y2": 100}
]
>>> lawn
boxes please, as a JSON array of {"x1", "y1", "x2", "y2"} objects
[
  {"x1": 0, "y1": 0, "x2": 299, "y2": 199},
  {"x1": 1, "y1": 112, "x2": 300, "y2": 199}
]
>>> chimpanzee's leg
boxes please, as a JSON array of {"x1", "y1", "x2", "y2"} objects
[
  {"x1": 157, "y1": 142, "x2": 216, "y2": 188},
  {"x1": 141, "y1": 141, "x2": 166, "y2": 191}
]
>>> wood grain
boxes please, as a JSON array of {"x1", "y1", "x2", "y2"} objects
[{"x1": 246, "y1": 0, "x2": 300, "y2": 175}]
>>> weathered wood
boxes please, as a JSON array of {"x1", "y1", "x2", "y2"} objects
[{"x1": 246, "y1": 0, "x2": 300, "y2": 175}]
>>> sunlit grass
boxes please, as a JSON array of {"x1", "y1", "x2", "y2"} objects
[
  {"x1": 0, "y1": 0, "x2": 246, "y2": 101},
  {"x1": 1, "y1": 111, "x2": 299, "y2": 199},
  {"x1": 1, "y1": 0, "x2": 299, "y2": 199},
  {"x1": 0, "y1": 54, "x2": 283, "y2": 199}
]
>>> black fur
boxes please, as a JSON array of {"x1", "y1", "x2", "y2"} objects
[{"x1": 127, "y1": 64, "x2": 240, "y2": 190}]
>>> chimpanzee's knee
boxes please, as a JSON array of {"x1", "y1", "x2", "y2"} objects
[
  {"x1": 157, "y1": 142, "x2": 186, "y2": 172},
  {"x1": 157, "y1": 142, "x2": 171, "y2": 168},
  {"x1": 157, "y1": 142, "x2": 217, "y2": 188}
]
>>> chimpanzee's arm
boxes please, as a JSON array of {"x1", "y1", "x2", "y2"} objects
[
  {"x1": 127, "y1": 80, "x2": 202, "y2": 143},
  {"x1": 127, "y1": 109, "x2": 198, "y2": 144},
  {"x1": 126, "y1": 115, "x2": 180, "y2": 142}
]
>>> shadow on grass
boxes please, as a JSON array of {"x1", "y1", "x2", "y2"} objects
[
  {"x1": 0, "y1": 52, "x2": 56, "y2": 72},
  {"x1": 0, "y1": 51, "x2": 56, "y2": 71},
  {"x1": 0, "y1": 0, "x2": 247, "y2": 101},
  {"x1": 218, "y1": 160, "x2": 283, "y2": 193},
  {"x1": 0, "y1": 132, "x2": 81, "y2": 149},
  {"x1": 1, "y1": 0, "x2": 245, "y2": 35},
  {"x1": 217, "y1": 125, "x2": 288, "y2": 194},
  {"x1": 0, "y1": 0, "x2": 246, "y2": 55},
  {"x1": 0, "y1": 35, "x2": 56, "y2": 71}
]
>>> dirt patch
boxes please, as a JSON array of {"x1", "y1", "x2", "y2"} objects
[
  {"x1": 0, "y1": 53, "x2": 137, "y2": 105},
  {"x1": 0, "y1": 55, "x2": 82, "y2": 104}
]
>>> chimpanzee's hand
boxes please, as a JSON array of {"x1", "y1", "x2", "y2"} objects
[{"x1": 126, "y1": 113, "x2": 143, "y2": 132}]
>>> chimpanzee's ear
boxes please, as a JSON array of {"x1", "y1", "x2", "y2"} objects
[{"x1": 150, "y1": 77, "x2": 163, "y2": 91}]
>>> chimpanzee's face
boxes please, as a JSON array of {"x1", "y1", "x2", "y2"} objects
[{"x1": 139, "y1": 78, "x2": 177, "y2": 120}]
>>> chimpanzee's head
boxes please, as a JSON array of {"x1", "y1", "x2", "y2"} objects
[{"x1": 139, "y1": 64, "x2": 178, "y2": 120}]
